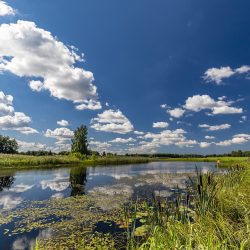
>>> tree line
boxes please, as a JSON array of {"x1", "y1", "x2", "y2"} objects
[{"x1": 0, "y1": 126, "x2": 250, "y2": 157}]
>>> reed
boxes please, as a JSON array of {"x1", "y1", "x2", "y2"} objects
[{"x1": 127, "y1": 165, "x2": 250, "y2": 249}]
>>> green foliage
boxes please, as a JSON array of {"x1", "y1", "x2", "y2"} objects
[
  {"x1": 0, "y1": 135, "x2": 18, "y2": 154},
  {"x1": 71, "y1": 125, "x2": 89, "y2": 155},
  {"x1": 127, "y1": 163, "x2": 250, "y2": 250}
]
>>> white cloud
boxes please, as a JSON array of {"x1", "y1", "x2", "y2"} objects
[
  {"x1": 235, "y1": 65, "x2": 250, "y2": 74},
  {"x1": 44, "y1": 127, "x2": 74, "y2": 139},
  {"x1": 203, "y1": 66, "x2": 234, "y2": 84},
  {"x1": 0, "y1": 112, "x2": 31, "y2": 128},
  {"x1": 91, "y1": 109, "x2": 134, "y2": 134},
  {"x1": 167, "y1": 108, "x2": 185, "y2": 118},
  {"x1": 175, "y1": 139, "x2": 197, "y2": 148},
  {"x1": 200, "y1": 142, "x2": 212, "y2": 148},
  {"x1": 75, "y1": 99, "x2": 102, "y2": 110},
  {"x1": 13, "y1": 126, "x2": 39, "y2": 135},
  {"x1": 128, "y1": 128, "x2": 199, "y2": 153},
  {"x1": 0, "y1": 20, "x2": 100, "y2": 109},
  {"x1": 212, "y1": 106, "x2": 243, "y2": 115},
  {"x1": 89, "y1": 140, "x2": 111, "y2": 152},
  {"x1": 57, "y1": 119, "x2": 69, "y2": 127},
  {"x1": 199, "y1": 123, "x2": 231, "y2": 131},
  {"x1": 0, "y1": 91, "x2": 38, "y2": 134},
  {"x1": 110, "y1": 137, "x2": 135, "y2": 143},
  {"x1": 0, "y1": 97, "x2": 14, "y2": 117},
  {"x1": 185, "y1": 95, "x2": 218, "y2": 112},
  {"x1": 205, "y1": 135, "x2": 215, "y2": 140},
  {"x1": 160, "y1": 104, "x2": 168, "y2": 109},
  {"x1": 153, "y1": 122, "x2": 169, "y2": 129},
  {"x1": 184, "y1": 94, "x2": 242, "y2": 115},
  {"x1": 0, "y1": 1, "x2": 15, "y2": 16},
  {"x1": 203, "y1": 65, "x2": 250, "y2": 84},
  {"x1": 216, "y1": 134, "x2": 250, "y2": 146},
  {"x1": 17, "y1": 140, "x2": 50, "y2": 152},
  {"x1": 28, "y1": 80, "x2": 44, "y2": 92},
  {"x1": 239, "y1": 115, "x2": 247, "y2": 123},
  {"x1": 134, "y1": 130, "x2": 144, "y2": 135}
]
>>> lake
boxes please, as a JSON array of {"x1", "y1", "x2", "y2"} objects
[{"x1": 0, "y1": 161, "x2": 221, "y2": 249}]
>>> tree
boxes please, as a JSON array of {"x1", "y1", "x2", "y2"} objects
[
  {"x1": 71, "y1": 125, "x2": 89, "y2": 155},
  {"x1": 0, "y1": 135, "x2": 18, "y2": 154}
]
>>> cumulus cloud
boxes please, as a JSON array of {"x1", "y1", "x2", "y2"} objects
[
  {"x1": 89, "y1": 140, "x2": 111, "y2": 152},
  {"x1": 200, "y1": 142, "x2": 212, "y2": 148},
  {"x1": 29, "y1": 80, "x2": 44, "y2": 92},
  {"x1": 153, "y1": 122, "x2": 169, "y2": 129},
  {"x1": 129, "y1": 128, "x2": 199, "y2": 153},
  {"x1": 203, "y1": 65, "x2": 250, "y2": 84},
  {"x1": 91, "y1": 109, "x2": 134, "y2": 134},
  {"x1": 134, "y1": 131, "x2": 144, "y2": 135},
  {"x1": 167, "y1": 108, "x2": 185, "y2": 118},
  {"x1": 235, "y1": 65, "x2": 250, "y2": 74},
  {"x1": 216, "y1": 134, "x2": 250, "y2": 146},
  {"x1": 203, "y1": 66, "x2": 234, "y2": 84},
  {"x1": 75, "y1": 99, "x2": 102, "y2": 110},
  {"x1": 160, "y1": 104, "x2": 169, "y2": 109},
  {"x1": 184, "y1": 94, "x2": 243, "y2": 115},
  {"x1": 0, "y1": 91, "x2": 38, "y2": 134},
  {"x1": 110, "y1": 137, "x2": 136, "y2": 143},
  {"x1": 17, "y1": 140, "x2": 50, "y2": 152},
  {"x1": 0, "y1": 20, "x2": 100, "y2": 109},
  {"x1": 0, "y1": 1, "x2": 15, "y2": 16},
  {"x1": 205, "y1": 135, "x2": 215, "y2": 140},
  {"x1": 0, "y1": 91, "x2": 14, "y2": 116},
  {"x1": 57, "y1": 120, "x2": 69, "y2": 127},
  {"x1": 44, "y1": 127, "x2": 74, "y2": 139},
  {"x1": 198, "y1": 123, "x2": 231, "y2": 131}
]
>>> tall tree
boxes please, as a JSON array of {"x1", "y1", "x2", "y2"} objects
[
  {"x1": 71, "y1": 125, "x2": 89, "y2": 155},
  {"x1": 0, "y1": 135, "x2": 18, "y2": 154}
]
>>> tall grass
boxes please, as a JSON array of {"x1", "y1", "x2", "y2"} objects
[
  {"x1": 0, "y1": 154, "x2": 150, "y2": 168},
  {"x1": 128, "y1": 164, "x2": 250, "y2": 249}
]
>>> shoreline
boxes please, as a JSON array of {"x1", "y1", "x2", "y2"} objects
[{"x1": 0, "y1": 154, "x2": 248, "y2": 170}]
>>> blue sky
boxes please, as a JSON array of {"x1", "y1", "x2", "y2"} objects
[{"x1": 0, "y1": 0, "x2": 250, "y2": 154}]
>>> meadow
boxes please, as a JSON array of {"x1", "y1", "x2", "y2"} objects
[{"x1": 0, "y1": 153, "x2": 150, "y2": 169}]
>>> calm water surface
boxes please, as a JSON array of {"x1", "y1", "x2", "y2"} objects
[{"x1": 0, "y1": 161, "x2": 220, "y2": 249}]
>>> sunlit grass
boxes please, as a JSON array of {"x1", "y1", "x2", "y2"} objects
[
  {"x1": 0, "y1": 154, "x2": 150, "y2": 168},
  {"x1": 128, "y1": 160, "x2": 250, "y2": 249}
]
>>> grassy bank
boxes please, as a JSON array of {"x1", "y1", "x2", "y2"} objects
[
  {"x1": 157, "y1": 156, "x2": 249, "y2": 167},
  {"x1": 0, "y1": 154, "x2": 150, "y2": 169},
  {"x1": 129, "y1": 158, "x2": 250, "y2": 249}
]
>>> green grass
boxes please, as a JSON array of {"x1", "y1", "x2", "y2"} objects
[
  {"x1": 128, "y1": 158, "x2": 250, "y2": 249},
  {"x1": 0, "y1": 154, "x2": 150, "y2": 169},
  {"x1": 157, "y1": 156, "x2": 250, "y2": 168}
]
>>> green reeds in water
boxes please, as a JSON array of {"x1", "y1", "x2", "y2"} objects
[{"x1": 127, "y1": 168, "x2": 250, "y2": 249}]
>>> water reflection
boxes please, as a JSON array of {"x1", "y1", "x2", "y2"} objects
[
  {"x1": 0, "y1": 161, "x2": 221, "y2": 249},
  {"x1": 0, "y1": 175, "x2": 15, "y2": 192},
  {"x1": 69, "y1": 167, "x2": 87, "y2": 196}
]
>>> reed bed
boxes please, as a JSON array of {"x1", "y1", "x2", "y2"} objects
[{"x1": 127, "y1": 162, "x2": 250, "y2": 250}]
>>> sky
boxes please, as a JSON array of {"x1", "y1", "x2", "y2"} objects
[{"x1": 0, "y1": 0, "x2": 250, "y2": 154}]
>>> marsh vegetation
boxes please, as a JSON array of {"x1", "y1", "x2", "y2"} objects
[{"x1": 0, "y1": 159, "x2": 249, "y2": 249}]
